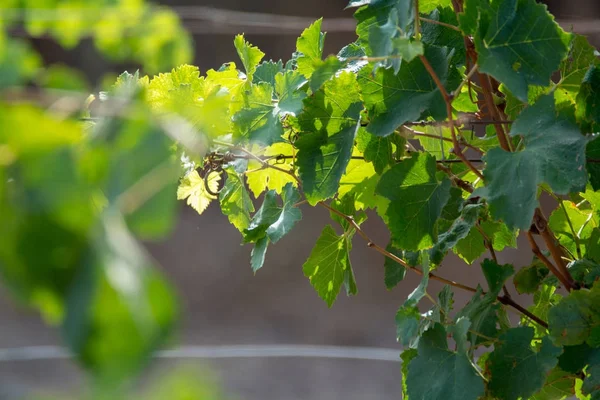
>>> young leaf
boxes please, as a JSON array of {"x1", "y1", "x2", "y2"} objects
[
  {"x1": 245, "y1": 142, "x2": 298, "y2": 198},
  {"x1": 376, "y1": 153, "x2": 452, "y2": 251},
  {"x1": 359, "y1": 45, "x2": 453, "y2": 137},
  {"x1": 275, "y1": 70, "x2": 307, "y2": 116},
  {"x1": 177, "y1": 171, "x2": 221, "y2": 215},
  {"x1": 302, "y1": 225, "x2": 354, "y2": 307},
  {"x1": 513, "y1": 260, "x2": 549, "y2": 295},
  {"x1": 486, "y1": 327, "x2": 562, "y2": 400},
  {"x1": 234, "y1": 34, "x2": 265, "y2": 82},
  {"x1": 474, "y1": 0, "x2": 570, "y2": 101},
  {"x1": 406, "y1": 323, "x2": 485, "y2": 400},
  {"x1": 295, "y1": 72, "x2": 362, "y2": 205},
  {"x1": 296, "y1": 18, "x2": 324, "y2": 79},
  {"x1": 476, "y1": 94, "x2": 589, "y2": 230}
]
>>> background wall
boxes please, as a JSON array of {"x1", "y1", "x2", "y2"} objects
[{"x1": 1, "y1": 1, "x2": 600, "y2": 399}]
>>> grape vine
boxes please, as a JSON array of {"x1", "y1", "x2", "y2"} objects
[{"x1": 2, "y1": 0, "x2": 600, "y2": 398}]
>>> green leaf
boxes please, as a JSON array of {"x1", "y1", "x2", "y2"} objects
[
  {"x1": 555, "y1": 35, "x2": 598, "y2": 108},
  {"x1": 474, "y1": 0, "x2": 570, "y2": 102},
  {"x1": 353, "y1": 0, "x2": 414, "y2": 72},
  {"x1": 548, "y1": 282, "x2": 600, "y2": 346},
  {"x1": 245, "y1": 142, "x2": 298, "y2": 198},
  {"x1": 514, "y1": 260, "x2": 549, "y2": 294},
  {"x1": 420, "y1": 6, "x2": 465, "y2": 65},
  {"x1": 477, "y1": 94, "x2": 590, "y2": 230},
  {"x1": 274, "y1": 70, "x2": 307, "y2": 116},
  {"x1": 395, "y1": 254, "x2": 430, "y2": 346},
  {"x1": 456, "y1": 260, "x2": 513, "y2": 346},
  {"x1": 454, "y1": 220, "x2": 517, "y2": 264},
  {"x1": 253, "y1": 60, "x2": 284, "y2": 86},
  {"x1": 384, "y1": 243, "x2": 406, "y2": 289},
  {"x1": 406, "y1": 323, "x2": 484, "y2": 400},
  {"x1": 376, "y1": 153, "x2": 452, "y2": 251},
  {"x1": 244, "y1": 184, "x2": 302, "y2": 245},
  {"x1": 337, "y1": 42, "x2": 368, "y2": 74},
  {"x1": 219, "y1": 165, "x2": 255, "y2": 232},
  {"x1": 429, "y1": 203, "x2": 483, "y2": 265},
  {"x1": 63, "y1": 213, "x2": 177, "y2": 382},
  {"x1": 250, "y1": 236, "x2": 269, "y2": 273},
  {"x1": 420, "y1": 0, "x2": 452, "y2": 14},
  {"x1": 295, "y1": 72, "x2": 362, "y2": 205},
  {"x1": 549, "y1": 200, "x2": 598, "y2": 259},
  {"x1": 486, "y1": 327, "x2": 562, "y2": 400},
  {"x1": 587, "y1": 137, "x2": 600, "y2": 191},
  {"x1": 357, "y1": 130, "x2": 394, "y2": 174},
  {"x1": 234, "y1": 34, "x2": 265, "y2": 82},
  {"x1": 359, "y1": 45, "x2": 453, "y2": 137},
  {"x1": 401, "y1": 348, "x2": 418, "y2": 399},
  {"x1": 309, "y1": 56, "x2": 343, "y2": 92},
  {"x1": 233, "y1": 82, "x2": 284, "y2": 146},
  {"x1": 577, "y1": 65, "x2": 600, "y2": 128},
  {"x1": 296, "y1": 18, "x2": 325, "y2": 79},
  {"x1": 391, "y1": 38, "x2": 423, "y2": 62},
  {"x1": 302, "y1": 225, "x2": 354, "y2": 307}
]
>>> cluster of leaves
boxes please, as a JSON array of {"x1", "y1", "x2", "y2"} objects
[{"x1": 3, "y1": 0, "x2": 600, "y2": 399}]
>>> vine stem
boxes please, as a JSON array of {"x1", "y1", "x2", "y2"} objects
[
  {"x1": 526, "y1": 231, "x2": 574, "y2": 291},
  {"x1": 533, "y1": 208, "x2": 577, "y2": 290},
  {"x1": 319, "y1": 201, "x2": 548, "y2": 329},
  {"x1": 418, "y1": 54, "x2": 484, "y2": 180},
  {"x1": 399, "y1": 125, "x2": 483, "y2": 154},
  {"x1": 419, "y1": 17, "x2": 461, "y2": 32}
]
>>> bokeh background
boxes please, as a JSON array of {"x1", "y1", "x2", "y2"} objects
[{"x1": 2, "y1": 1, "x2": 600, "y2": 399}]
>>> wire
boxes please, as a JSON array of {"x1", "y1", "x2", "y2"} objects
[
  {"x1": 0, "y1": 344, "x2": 401, "y2": 363},
  {"x1": 3, "y1": 6, "x2": 600, "y2": 35}
]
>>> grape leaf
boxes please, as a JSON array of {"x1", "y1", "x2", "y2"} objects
[
  {"x1": 296, "y1": 18, "x2": 324, "y2": 79},
  {"x1": 420, "y1": 0, "x2": 452, "y2": 14},
  {"x1": 429, "y1": 203, "x2": 483, "y2": 265},
  {"x1": 555, "y1": 35, "x2": 598, "y2": 107},
  {"x1": 549, "y1": 200, "x2": 598, "y2": 259},
  {"x1": 219, "y1": 165, "x2": 255, "y2": 232},
  {"x1": 577, "y1": 65, "x2": 600, "y2": 127},
  {"x1": 383, "y1": 243, "x2": 406, "y2": 290},
  {"x1": 356, "y1": 130, "x2": 394, "y2": 174},
  {"x1": 476, "y1": 94, "x2": 589, "y2": 230},
  {"x1": 250, "y1": 236, "x2": 269, "y2": 273},
  {"x1": 514, "y1": 260, "x2": 549, "y2": 295},
  {"x1": 295, "y1": 72, "x2": 362, "y2": 205},
  {"x1": 454, "y1": 220, "x2": 517, "y2": 264},
  {"x1": 474, "y1": 0, "x2": 570, "y2": 102},
  {"x1": 353, "y1": 0, "x2": 414, "y2": 72},
  {"x1": 303, "y1": 225, "x2": 354, "y2": 307},
  {"x1": 337, "y1": 42, "x2": 368, "y2": 74},
  {"x1": 395, "y1": 254, "x2": 430, "y2": 346},
  {"x1": 275, "y1": 70, "x2": 307, "y2": 116},
  {"x1": 244, "y1": 184, "x2": 301, "y2": 244},
  {"x1": 530, "y1": 367, "x2": 576, "y2": 400},
  {"x1": 359, "y1": 45, "x2": 453, "y2": 137},
  {"x1": 421, "y1": 6, "x2": 465, "y2": 65},
  {"x1": 234, "y1": 34, "x2": 265, "y2": 82},
  {"x1": 588, "y1": 137, "x2": 600, "y2": 191},
  {"x1": 63, "y1": 214, "x2": 177, "y2": 381},
  {"x1": 486, "y1": 327, "x2": 562, "y2": 400},
  {"x1": 245, "y1": 142, "x2": 298, "y2": 198},
  {"x1": 177, "y1": 171, "x2": 221, "y2": 215},
  {"x1": 548, "y1": 282, "x2": 600, "y2": 347},
  {"x1": 376, "y1": 153, "x2": 452, "y2": 251},
  {"x1": 309, "y1": 56, "x2": 343, "y2": 92},
  {"x1": 253, "y1": 60, "x2": 284, "y2": 86},
  {"x1": 406, "y1": 323, "x2": 484, "y2": 400},
  {"x1": 233, "y1": 82, "x2": 284, "y2": 146}
]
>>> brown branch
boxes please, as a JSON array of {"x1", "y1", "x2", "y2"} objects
[
  {"x1": 419, "y1": 17, "x2": 461, "y2": 32},
  {"x1": 533, "y1": 208, "x2": 577, "y2": 290},
  {"x1": 526, "y1": 231, "x2": 574, "y2": 291},
  {"x1": 320, "y1": 201, "x2": 548, "y2": 328},
  {"x1": 436, "y1": 163, "x2": 474, "y2": 193},
  {"x1": 498, "y1": 295, "x2": 549, "y2": 329},
  {"x1": 419, "y1": 54, "x2": 484, "y2": 180}
]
